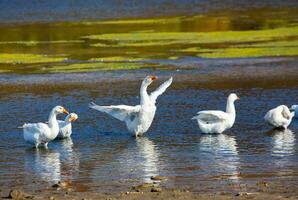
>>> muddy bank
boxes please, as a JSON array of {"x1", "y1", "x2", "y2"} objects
[{"x1": 2, "y1": 181, "x2": 298, "y2": 200}]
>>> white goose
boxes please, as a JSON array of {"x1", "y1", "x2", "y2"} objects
[
  {"x1": 56, "y1": 113, "x2": 78, "y2": 139},
  {"x1": 89, "y1": 75, "x2": 173, "y2": 137},
  {"x1": 291, "y1": 105, "x2": 298, "y2": 118},
  {"x1": 192, "y1": 93, "x2": 240, "y2": 134},
  {"x1": 264, "y1": 105, "x2": 295, "y2": 129},
  {"x1": 22, "y1": 106, "x2": 69, "y2": 148}
]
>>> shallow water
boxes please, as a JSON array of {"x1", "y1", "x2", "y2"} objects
[{"x1": 0, "y1": 70, "x2": 297, "y2": 193}]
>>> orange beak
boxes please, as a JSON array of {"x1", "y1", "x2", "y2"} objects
[
  {"x1": 69, "y1": 116, "x2": 77, "y2": 122},
  {"x1": 63, "y1": 108, "x2": 69, "y2": 115},
  {"x1": 150, "y1": 75, "x2": 157, "y2": 81},
  {"x1": 237, "y1": 97, "x2": 240, "y2": 100}
]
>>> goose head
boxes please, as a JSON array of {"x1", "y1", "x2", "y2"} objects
[
  {"x1": 65, "y1": 113, "x2": 78, "y2": 122},
  {"x1": 142, "y1": 75, "x2": 157, "y2": 86},
  {"x1": 53, "y1": 106, "x2": 69, "y2": 115},
  {"x1": 228, "y1": 93, "x2": 240, "y2": 102}
]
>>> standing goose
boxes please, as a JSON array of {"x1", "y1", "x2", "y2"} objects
[
  {"x1": 89, "y1": 75, "x2": 173, "y2": 137},
  {"x1": 56, "y1": 113, "x2": 78, "y2": 139},
  {"x1": 22, "y1": 106, "x2": 69, "y2": 148},
  {"x1": 264, "y1": 105, "x2": 295, "y2": 129},
  {"x1": 192, "y1": 93, "x2": 240, "y2": 134}
]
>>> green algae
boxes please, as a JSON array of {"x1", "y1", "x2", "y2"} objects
[
  {"x1": 0, "y1": 53, "x2": 67, "y2": 64},
  {"x1": 198, "y1": 46, "x2": 298, "y2": 58},
  {"x1": 47, "y1": 62, "x2": 156, "y2": 73},
  {"x1": 0, "y1": 40, "x2": 84, "y2": 46},
  {"x1": 89, "y1": 56, "x2": 144, "y2": 62},
  {"x1": 83, "y1": 26, "x2": 298, "y2": 45},
  {"x1": 80, "y1": 17, "x2": 182, "y2": 25},
  {"x1": 0, "y1": 8, "x2": 298, "y2": 74}
]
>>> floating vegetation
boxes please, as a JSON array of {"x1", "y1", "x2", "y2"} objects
[
  {"x1": 89, "y1": 56, "x2": 144, "y2": 62},
  {"x1": 0, "y1": 54, "x2": 67, "y2": 64},
  {"x1": 0, "y1": 40, "x2": 84, "y2": 46},
  {"x1": 47, "y1": 62, "x2": 157, "y2": 73},
  {"x1": 76, "y1": 17, "x2": 182, "y2": 25},
  {"x1": 83, "y1": 26, "x2": 298, "y2": 45},
  {"x1": 198, "y1": 46, "x2": 298, "y2": 58},
  {"x1": 0, "y1": 8, "x2": 298, "y2": 74}
]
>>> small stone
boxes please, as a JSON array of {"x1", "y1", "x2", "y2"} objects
[
  {"x1": 49, "y1": 196, "x2": 55, "y2": 200},
  {"x1": 52, "y1": 184, "x2": 59, "y2": 188},
  {"x1": 8, "y1": 189, "x2": 34, "y2": 199},
  {"x1": 151, "y1": 187, "x2": 162, "y2": 192},
  {"x1": 150, "y1": 176, "x2": 166, "y2": 181}
]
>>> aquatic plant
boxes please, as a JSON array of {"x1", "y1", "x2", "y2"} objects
[
  {"x1": 0, "y1": 40, "x2": 84, "y2": 46},
  {"x1": 89, "y1": 57, "x2": 144, "y2": 62},
  {"x1": 83, "y1": 26, "x2": 298, "y2": 45},
  {"x1": 0, "y1": 53, "x2": 67, "y2": 64}
]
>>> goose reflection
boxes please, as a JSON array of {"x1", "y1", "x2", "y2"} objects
[
  {"x1": 25, "y1": 149, "x2": 61, "y2": 184},
  {"x1": 117, "y1": 137, "x2": 161, "y2": 182},
  {"x1": 57, "y1": 138, "x2": 80, "y2": 179},
  {"x1": 199, "y1": 134, "x2": 240, "y2": 180},
  {"x1": 268, "y1": 128, "x2": 296, "y2": 157}
]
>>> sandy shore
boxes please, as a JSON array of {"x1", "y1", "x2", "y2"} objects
[{"x1": 2, "y1": 178, "x2": 298, "y2": 200}]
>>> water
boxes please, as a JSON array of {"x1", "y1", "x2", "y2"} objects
[
  {"x1": 1, "y1": 0, "x2": 297, "y2": 23},
  {"x1": 0, "y1": 70, "x2": 297, "y2": 193}
]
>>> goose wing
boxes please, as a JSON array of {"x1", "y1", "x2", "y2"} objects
[
  {"x1": 193, "y1": 110, "x2": 228, "y2": 123},
  {"x1": 22, "y1": 122, "x2": 48, "y2": 132},
  {"x1": 89, "y1": 102, "x2": 141, "y2": 122},
  {"x1": 150, "y1": 77, "x2": 173, "y2": 104},
  {"x1": 281, "y1": 105, "x2": 293, "y2": 119}
]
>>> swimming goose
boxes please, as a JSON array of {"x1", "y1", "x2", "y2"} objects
[
  {"x1": 264, "y1": 105, "x2": 295, "y2": 129},
  {"x1": 192, "y1": 93, "x2": 240, "y2": 134},
  {"x1": 89, "y1": 75, "x2": 173, "y2": 137},
  {"x1": 291, "y1": 105, "x2": 298, "y2": 118},
  {"x1": 56, "y1": 113, "x2": 78, "y2": 139},
  {"x1": 22, "y1": 106, "x2": 69, "y2": 148}
]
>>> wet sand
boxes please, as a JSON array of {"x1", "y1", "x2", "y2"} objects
[{"x1": 2, "y1": 180, "x2": 298, "y2": 200}]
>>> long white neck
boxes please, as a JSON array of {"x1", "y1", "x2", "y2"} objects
[
  {"x1": 226, "y1": 98, "x2": 236, "y2": 120},
  {"x1": 48, "y1": 110, "x2": 59, "y2": 138},
  {"x1": 140, "y1": 82, "x2": 151, "y2": 105}
]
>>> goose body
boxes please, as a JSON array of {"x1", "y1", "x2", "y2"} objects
[
  {"x1": 22, "y1": 106, "x2": 69, "y2": 148},
  {"x1": 89, "y1": 76, "x2": 173, "y2": 137},
  {"x1": 192, "y1": 93, "x2": 239, "y2": 134},
  {"x1": 57, "y1": 113, "x2": 78, "y2": 139},
  {"x1": 264, "y1": 105, "x2": 295, "y2": 129}
]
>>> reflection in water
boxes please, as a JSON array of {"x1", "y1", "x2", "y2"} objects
[
  {"x1": 25, "y1": 149, "x2": 61, "y2": 184},
  {"x1": 58, "y1": 138, "x2": 80, "y2": 180},
  {"x1": 118, "y1": 137, "x2": 161, "y2": 182},
  {"x1": 269, "y1": 129, "x2": 296, "y2": 157},
  {"x1": 24, "y1": 138, "x2": 80, "y2": 185},
  {"x1": 199, "y1": 134, "x2": 239, "y2": 180}
]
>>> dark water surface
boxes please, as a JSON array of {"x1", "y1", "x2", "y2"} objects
[
  {"x1": 1, "y1": 0, "x2": 298, "y2": 23},
  {"x1": 0, "y1": 69, "x2": 297, "y2": 193}
]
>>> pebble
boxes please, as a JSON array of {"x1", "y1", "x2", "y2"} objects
[
  {"x1": 8, "y1": 189, "x2": 34, "y2": 200},
  {"x1": 151, "y1": 187, "x2": 162, "y2": 192},
  {"x1": 150, "y1": 176, "x2": 166, "y2": 181}
]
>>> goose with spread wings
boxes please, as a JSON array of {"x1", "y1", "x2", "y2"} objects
[
  {"x1": 89, "y1": 76, "x2": 173, "y2": 137},
  {"x1": 192, "y1": 93, "x2": 240, "y2": 134}
]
